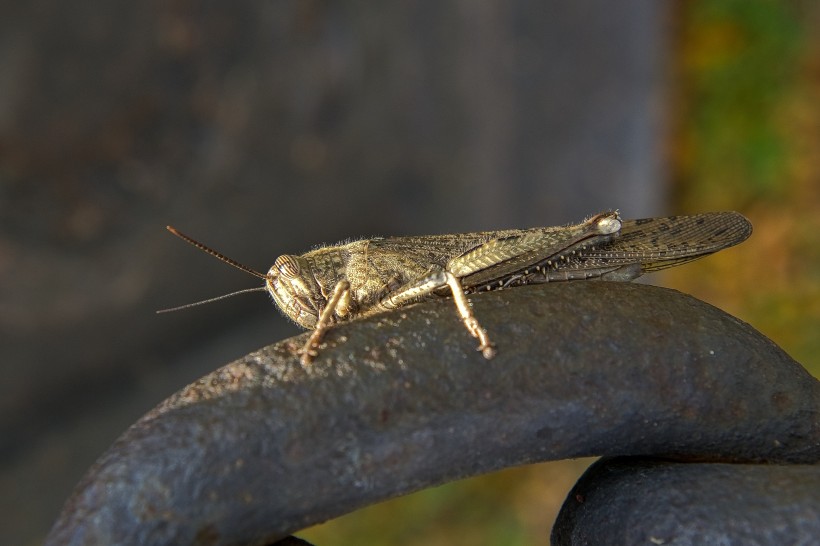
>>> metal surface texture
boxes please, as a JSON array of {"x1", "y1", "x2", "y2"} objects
[
  {"x1": 552, "y1": 457, "x2": 820, "y2": 546},
  {"x1": 46, "y1": 282, "x2": 820, "y2": 545}
]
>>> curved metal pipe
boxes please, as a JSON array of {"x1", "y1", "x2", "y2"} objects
[
  {"x1": 552, "y1": 457, "x2": 820, "y2": 545},
  {"x1": 46, "y1": 282, "x2": 820, "y2": 545}
]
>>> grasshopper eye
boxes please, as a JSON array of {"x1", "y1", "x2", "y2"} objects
[
  {"x1": 274, "y1": 255, "x2": 300, "y2": 277},
  {"x1": 596, "y1": 215, "x2": 621, "y2": 235}
]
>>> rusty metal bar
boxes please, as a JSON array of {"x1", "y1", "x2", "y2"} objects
[
  {"x1": 46, "y1": 282, "x2": 820, "y2": 545},
  {"x1": 552, "y1": 457, "x2": 820, "y2": 545}
]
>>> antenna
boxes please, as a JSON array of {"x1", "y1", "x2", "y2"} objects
[
  {"x1": 165, "y1": 226, "x2": 267, "y2": 279},
  {"x1": 158, "y1": 226, "x2": 269, "y2": 314},
  {"x1": 157, "y1": 287, "x2": 267, "y2": 313}
]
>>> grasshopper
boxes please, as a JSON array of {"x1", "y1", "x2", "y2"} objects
[{"x1": 161, "y1": 211, "x2": 752, "y2": 364}]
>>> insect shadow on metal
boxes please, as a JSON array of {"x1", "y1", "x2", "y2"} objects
[{"x1": 159, "y1": 211, "x2": 752, "y2": 365}]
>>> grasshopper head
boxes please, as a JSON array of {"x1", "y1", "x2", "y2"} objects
[
  {"x1": 266, "y1": 255, "x2": 323, "y2": 329},
  {"x1": 161, "y1": 226, "x2": 326, "y2": 329}
]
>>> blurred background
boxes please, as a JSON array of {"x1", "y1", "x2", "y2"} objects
[{"x1": 1, "y1": 1, "x2": 817, "y2": 544}]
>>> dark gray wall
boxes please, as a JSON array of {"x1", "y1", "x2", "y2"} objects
[{"x1": 0, "y1": 2, "x2": 669, "y2": 543}]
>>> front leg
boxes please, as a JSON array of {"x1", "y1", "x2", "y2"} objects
[
  {"x1": 381, "y1": 266, "x2": 496, "y2": 359},
  {"x1": 300, "y1": 280, "x2": 350, "y2": 365}
]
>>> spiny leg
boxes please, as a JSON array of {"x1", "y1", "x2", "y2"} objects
[
  {"x1": 442, "y1": 271, "x2": 495, "y2": 358},
  {"x1": 300, "y1": 280, "x2": 350, "y2": 365},
  {"x1": 382, "y1": 267, "x2": 495, "y2": 359}
]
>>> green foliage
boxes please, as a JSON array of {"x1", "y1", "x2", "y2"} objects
[{"x1": 682, "y1": 0, "x2": 803, "y2": 202}]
